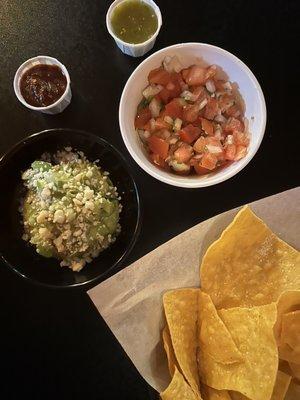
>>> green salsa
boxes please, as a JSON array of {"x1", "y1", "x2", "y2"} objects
[{"x1": 111, "y1": 0, "x2": 158, "y2": 44}]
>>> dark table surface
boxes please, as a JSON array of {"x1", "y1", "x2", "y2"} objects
[{"x1": 0, "y1": 0, "x2": 299, "y2": 399}]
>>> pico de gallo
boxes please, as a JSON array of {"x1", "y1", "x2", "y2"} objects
[{"x1": 134, "y1": 56, "x2": 249, "y2": 175}]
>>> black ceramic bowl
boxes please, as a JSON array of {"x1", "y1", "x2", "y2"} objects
[{"x1": 0, "y1": 129, "x2": 141, "y2": 288}]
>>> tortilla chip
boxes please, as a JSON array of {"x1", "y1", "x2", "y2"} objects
[
  {"x1": 160, "y1": 367, "x2": 201, "y2": 400},
  {"x1": 198, "y1": 291, "x2": 243, "y2": 364},
  {"x1": 277, "y1": 310, "x2": 300, "y2": 364},
  {"x1": 284, "y1": 380, "x2": 300, "y2": 400},
  {"x1": 198, "y1": 303, "x2": 278, "y2": 400},
  {"x1": 289, "y1": 362, "x2": 300, "y2": 380},
  {"x1": 281, "y1": 310, "x2": 300, "y2": 350},
  {"x1": 163, "y1": 289, "x2": 200, "y2": 395},
  {"x1": 229, "y1": 375, "x2": 291, "y2": 400},
  {"x1": 200, "y1": 206, "x2": 300, "y2": 309},
  {"x1": 229, "y1": 392, "x2": 248, "y2": 400},
  {"x1": 201, "y1": 385, "x2": 232, "y2": 400},
  {"x1": 274, "y1": 291, "x2": 300, "y2": 342},
  {"x1": 278, "y1": 344, "x2": 300, "y2": 365},
  {"x1": 270, "y1": 370, "x2": 292, "y2": 400},
  {"x1": 162, "y1": 325, "x2": 178, "y2": 377}
]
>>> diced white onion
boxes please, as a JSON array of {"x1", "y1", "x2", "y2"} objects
[
  {"x1": 223, "y1": 81, "x2": 232, "y2": 92},
  {"x1": 180, "y1": 90, "x2": 197, "y2": 102},
  {"x1": 149, "y1": 97, "x2": 161, "y2": 118},
  {"x1": 142, "y1": 84, "x2": 163, "y2": 99},
  {"x1": 205, "y1": 80, "x2": 216, "y2": 93},
  {"x1": 193, "y1": 154, "x2": 203, "y2": 160},
  {"x1": 137, "y1": 129, "x2": 150, "y2": 142},
  {"x1": 169, "y1": 137, "x2": 178, "y2": 145},
  {"x1": 225, "y1": 134, "x2": 234, "y2": 145},
  {"x1": 164, "y1": 116, "x2": 173, "y2": 125},
  {"x1": 214, "y1": 114, "x2": 227, "y2": 123},
  {"x1": 206, "y1": 145, "x2": 223, "y2": 154},
  {"x1": 169, "y1": 159, "x2": 190, "y2": 172},
  {"x1": 174, "y1": 118, "x2": 182, "y2": 131},
  {"x1": 150, "y1": 118, "x2": 156, "y2": 131},
  {"x1": 163, "y1": 55, "x2": 183, "y2": 73},
  {"x1": 198, "y1": 98, "x2": 208, "y2": 110}
]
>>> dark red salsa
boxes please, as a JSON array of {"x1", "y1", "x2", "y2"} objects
[{"x1": 20, "y1": 64, "x2": 67, "y2": 107}]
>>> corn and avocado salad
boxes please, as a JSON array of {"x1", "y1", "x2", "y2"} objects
[{"x1": 21, "y1": 148, "x2": 121, "y2": 271}]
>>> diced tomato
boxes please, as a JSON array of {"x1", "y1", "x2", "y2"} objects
[
  {"x1": 193, "y1": 136, "x2": 207, "y2": 153},
  {"x1": 153, "y1": 117, "x2": 171, "y2": 131},
  {"x1": 192, "y1": 86, "x2": 207, "y2": 101},
  {"x1": 205, "y1": 137, "x2": 224, "y2": 160},
  {"x1": 206, "y1": 137, "x2": 222, "y2": 147},
  {"x1": 166, "y1": 73, "x2": 182, "y2": 99},
  {"x1": 174, "y1": 144, "x2": 193, "y2": 163},
  {"x1": 183, "y1": 104, "x2": 200, "y2": 123},
  {"x1": 185, "y1": 65, "x2": 217, "y2": 86},
  {"x1": 201, "y1": 118, "x2": 214, "y2": 136},
  {"x1": 218, "y1": 94, "x2": 235, "y2": 112},
  {"x1": 193, "y1": 162, "x2": 211, "y2": 175},
  {"x1": 165, "y1": 98, "x2": 183, "y2": 119},
  {"x1": 233, "y1": 131, "x2": 249, "y2": 146},
  {"x1": 204, "y1": 97, "x2": 219, "y2": 120},
  {"x1": 181, "y1": 68, "x2": 190, "y2": 82},
  {"x1": 177, "y1": 72, "x2": 188, "y2": 90},
  {"x1": 200, "y1": 152, "x2": 218, "y2": 170},
  {"x1": 148, "y1": 135, "x2": 169, "y2": 159},
  {"x1": 234, "y1": 145, "x2": 247, "y2": 160},
  {"x1": 205, "y1": 65, "x2": 217, "y2": 81},
  {"x1": 135, "y1": 107, "x2": 152, "y2": 128},
  {"x1": 225, "y1": 104, "x2": 241, "y2": 118},
  {"x1": 156, "y1": 88, "x2": 171, "y2": 104},
  {"x1": 179, "y1": 124, "x2": 201, "y2": 144},
  {"x1": 186, "y1": 65, "x2": 207, "y2": 85},
  {"x1": 143, "y1": 120, "x2": 152, "y2": 131},
  {"x1": 225, "y1": 144, "x2": 236, "y2": 160},
  {"x1": 213, "y1": 79, "x2": 226, "y2": 91},
  {"x1": 148, "y1": 68, "x2": 171, "y2": 86},
  {"x1": 224, "y1": 117, "x2": 244, "y2": 133},
  {"x1": 149, "y1": 153, "x2": 168, "y2": 169},
  {"x1": 153, "y1": 129, "x2": 171, "y2": 140},
  {"x1": 192, "y1": 115, "x2": 204, "y2": 128}
]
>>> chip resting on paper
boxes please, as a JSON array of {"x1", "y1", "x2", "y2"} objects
[
  {"x1": 198, "y1": 303, "x2": 278, "y2": 400},
  {"x1": 162, "y1": 325, "x2": 178, "y2": 377},
  {"x1": 273, "y1": 290, "x2": 300, "y2": 342},
  {"x1": 198, "y1": 291, "x2": 243, "y2": 364},
  {"x1": 163, "y1": 288, "x2": 200, "y2": 395},
  {"x1": 200, "y1": 206, "x2": 300, "y2": 309},
  {"x1": 289, "y1": 362, "x2": 300, "y2": 380},
  {"x1": 280, "y1": 310, "x2": 300, "y2": 350},
  {"x1": 269, "y1": 370, "x2": 292, "y2": 400},
  {"x1": 284, "y1": 380, "x2": 300, "y2": 400},
  {"x1": 160, "y1": 367, "x2": 201, "y2": 400},
  {"x1": 274, "y1": 291, "x2": 300, "y2": 364}
]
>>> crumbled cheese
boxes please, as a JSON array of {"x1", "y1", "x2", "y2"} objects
[{"x1": 20, "y1": 149, "x2": 122, "y2": 272}]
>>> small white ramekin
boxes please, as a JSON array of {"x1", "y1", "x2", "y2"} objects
[
  {"x1": 106, "y1": 0, "x2": 162, "y2": 57},
  {"x1": 119, "y1": 43, "x2": 267, "y2": 188},
  {"x1": 13, "y1": 56, "x2": 72, "y2": 114}
]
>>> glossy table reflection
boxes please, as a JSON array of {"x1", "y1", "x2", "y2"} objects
[{"x1": 0, "y1": 0, "x2": 298, "y2": 399}]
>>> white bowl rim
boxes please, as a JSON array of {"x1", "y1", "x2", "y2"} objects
[
  {"x1": 13, "y1": 55, "x2": 71, "y2": 111},
  {"x1": 119, "y1": 42, "x2": 267, "y2": 188},
  {"x1": 106, "y1": 0, "x2": 162, "y2": 48}
]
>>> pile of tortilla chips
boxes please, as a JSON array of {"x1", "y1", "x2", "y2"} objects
[{"x1": 160, "y1": 206, "x2": 300, "y2": 400}]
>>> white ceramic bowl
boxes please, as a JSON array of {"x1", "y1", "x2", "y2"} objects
[
  {"x1": 106, "y1": 0, "x2": 162, "y2": 57},
  {"x1": 13, "y1": 56, "x2": 72, "y2": 114},
  {"x1": 119, "y1": 43, "x2": 266, "y2": 188}
]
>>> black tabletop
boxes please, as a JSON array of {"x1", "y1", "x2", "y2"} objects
[{"x1": 0, "y1": 1, "x2": 298, "y2": 399}]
